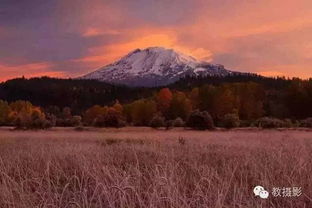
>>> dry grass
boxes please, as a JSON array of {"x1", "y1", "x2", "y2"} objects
[{"x1": 0, "y1": 127, "x2": 312, "y2": 207}]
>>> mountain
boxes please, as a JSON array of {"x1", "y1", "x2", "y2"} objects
[{"x1": 81, "y1": 47, "x2": 238, "y2": 87}]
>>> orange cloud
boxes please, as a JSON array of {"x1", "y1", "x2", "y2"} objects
[
  {"x1": 221, "y1": 18, "x2": 312, "y2": 39},
  {"x1": 82, "y1": 28, "x2": 121, "y2": 37},
  {"x1": 256, "y1": 64, "x2": 312, "y2": 79},
  {"x1": 257, "y1": 71, "x2": 287, "y2": 78},
  {"x1": 0, "y1": 63, "x2": 66, "y2": 82},
  {"x1": 74, "y1": 31, "x2": 177, "y2": 73},
  {"x1": 75, "y1": 28, "x2": 213, "y2": 75}
]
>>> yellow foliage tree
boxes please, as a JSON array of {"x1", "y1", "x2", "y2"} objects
[
  {"x1": 84, "y1": 105, "x2": 107, "y2": 125},
  {"x1": 0, "y1": 100, "x2": 10, "y2": 125},
  {"x1": 130, "y1": 99, "x2": 157, "y2": 126},
  {"x1": 168, "y1": 91, "x2": 192, "y2": 120}
]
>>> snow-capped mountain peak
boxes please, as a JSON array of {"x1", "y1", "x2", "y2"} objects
[{"x1": 81, "y1": 47, "x2": 233, "y2": 87}]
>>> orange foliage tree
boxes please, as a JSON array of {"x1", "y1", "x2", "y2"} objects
[{"x1": 156, "y1": 88, "x2": 172, "y2": 118}]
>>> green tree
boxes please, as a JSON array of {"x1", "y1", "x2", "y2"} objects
[
  {"x1": 189, "y1": 87, "x2": 199, "y2": 109},
  {"x1": 198, "y1": 85, "x2": 217, "y2": 113},
  {"x1": 186, "y1": 110, "x2": 214, "y2": 130}
]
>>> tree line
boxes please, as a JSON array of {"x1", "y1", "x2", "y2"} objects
[{"x1": 1, "y1": 77, "x2": 312, "y2": 129}]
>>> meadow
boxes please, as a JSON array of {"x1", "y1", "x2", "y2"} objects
[{"x1": 0, "y1": 127, "x2": 311, "y2": 208}]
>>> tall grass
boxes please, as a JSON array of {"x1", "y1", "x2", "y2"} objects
[{"x1": 0, "y1": 128, "x2": 311, "y2": 207}]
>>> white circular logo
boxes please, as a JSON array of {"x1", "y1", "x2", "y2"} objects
[{"x1": 253, "y1": 186, "x2": 269, "y2": 199}]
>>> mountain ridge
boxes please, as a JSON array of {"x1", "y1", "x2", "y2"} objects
[{"x1": 81, "y1": 47, "x2": 238, "y2": 87}]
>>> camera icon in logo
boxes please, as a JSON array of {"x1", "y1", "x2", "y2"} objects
[{"x1": 253, "y1": 186, "x2": 269, "y2": 199}]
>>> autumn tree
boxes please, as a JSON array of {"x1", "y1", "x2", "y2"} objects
[
  {"x1": 221, "y1": 113, "x2": 240, "y2": 129},
  {"x1": 213, "y1": 86, "x2": 236, "y2": 119},
  {"x1": 84, "y1": 105, "x2": 107, "y2": 125},
  {"x1": 9, "y1": 101, "x2": 35, "y2": 127},
  {"x1": 0, "y1": 100, "x2": 10, "y2": 125},
  {"x1": 29, "y1": 107, "x2": 51, "y2": 129},
  {"x1": 8, "y1": 100, "x2": 50, "y2": 129},
  {"x1": 85, "y1": 102, "x2": 125, "y2": 127},
  {"x1": 189, "y1": 87, "x2": 199, "y2": 109},
  {"x1": 168, "y1": 91, "x2": 192, "y2": 120},
  {"x1": 10, "y1": 100, "x2": 33, "y2": 113},
  {"x1": 99, "y1": 107, "x2": 125, "y2": 127},
  {"x1": 129, "y1": 99, "x2": 157, "y2": 126},
  {"x1": 156, "y1": 88, "x2": 172, "y2": 118},
  {"x1": 122, "y1": 104, "x2": 133, "y2": 124},
  {"x1": 197, "y1": 85, "x2": 217, "y2": 113},
  {"x1": 236, "y1": 83, "x2": 265, "y2": 120}
]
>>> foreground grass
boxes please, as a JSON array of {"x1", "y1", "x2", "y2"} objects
[{"x1": 0, "y1": 128, "x2": 311, "y2": 207}]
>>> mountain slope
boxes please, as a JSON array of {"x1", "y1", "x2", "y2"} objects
[{"x1": 81, "y1": 47, "x2": 235, "y2": 87}]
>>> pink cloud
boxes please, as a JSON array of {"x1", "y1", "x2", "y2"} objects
[{"x1": 0, "y1": 63, "x2": 66, "y2": 82}]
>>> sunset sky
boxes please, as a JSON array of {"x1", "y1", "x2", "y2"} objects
[{"x1": 1, "y1": 0, "x2": 312, "y2": 81}]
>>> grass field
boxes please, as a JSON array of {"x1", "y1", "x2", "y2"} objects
[{"x1": 0, "y1": 127, "x2": 311, "y2": 208}]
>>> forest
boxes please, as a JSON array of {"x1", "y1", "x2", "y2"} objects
[{"x1": 1, "y1": 74, "x2": 312, "y2": 129}]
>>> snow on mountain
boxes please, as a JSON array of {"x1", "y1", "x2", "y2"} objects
[{"x1": 81, "y1": 47, "x2": 235, "y2": 87}]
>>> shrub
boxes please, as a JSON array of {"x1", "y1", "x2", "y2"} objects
[
  {"x1": 256, "y1": 117, "x2": 297, "y2": 128},
  {"x1": 300, "y1": 118, "x2": 312, "y2": 128},
  {"x1": 14, "y1": 113, "x2": 30, "y2": 129},
  {"x1": 172, "y1": 117, "x2": 185, "y2": 127},
  {"x1": 56, "y1": 118, "x2": 66, "y2": 127},
  {"x1": 283, "y1": 119, "x2": 294, "y2": 128},
  {"x1": 165, "y1": 120, "x2": 174, "y2": 130},
  {"x1": 257, "y1": 117, "x2": 285, "y2": 128},
  {"x1": 93, "y1": 108, "x2": 125, "y2": 128},
  {"x1": 30, "y1": 118, "x2": 52, "y2": 129},
  {"x1": 71, "y1": 116, "x2": 82, "y2": 127},
  {"x1": 74, "y1": 125, "x2": 85, "y2": 131},
  {"x1": 186, "y1": 110, "x2": 214, "y2": 130},
  {"x1": 149, "y1": 115, "x2": 165, "y2": 128},
  {"x1": 292, "y1": 120, "x2": 300, "y2": 128},
  {"x1": 56, "y1": 116, "x2": 82, "y2": 127},
  {"x1": 239, "y1": 120, "x2": 253, "y2": 127},
  {"x1": 221, "y1": 113, "x2": 240, "y2": 129},
  {"x1": 93, "y1": 115, "x2": 105, "y2": 127},
  {"x1": 46, "y1": 114, "x2": 57, "y2": 127}
]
